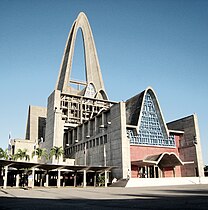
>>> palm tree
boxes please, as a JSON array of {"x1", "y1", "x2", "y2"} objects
[
  {"x1": 49, "y1": 146, "x2": 63, "y2": 163},
  {"x1": 14, "y1": 148, "x2": 30, "y2": 161},
  {"x1": 0, "y1": 148, "x2": 9, "y2": 160},
  {"x1": 10, "y1": 154, "x2": 17, "y2": 161},
  {"x1": 32, "y1": 148, "x2": 48, "y2": 160}
]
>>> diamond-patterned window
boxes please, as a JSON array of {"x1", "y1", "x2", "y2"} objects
[{"x1": 127, "y1": 92, "x2": 175, "y2": 147}]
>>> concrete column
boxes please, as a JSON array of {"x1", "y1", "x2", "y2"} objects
[
  {"x1": 104, "y1": 144, "x2": 106, "y2": 166},
  {"x1": 173, "y1": 167, "x2": 176, "y2": 177},
  {"x1": 162, "y1": 169, "x2": 165, "y2": 178},
  {"x1": 3, "y1": 166, "x2": 8, "y2": 189},
  {"x1": 145, "y1": 166, "x2": 148, "y2": 178},
  {"x1": 31, "y1": 168, "x2": 35, "y2": 188},
  {"x1": 193, "y1": 114, "x2": 204, "y2": 177},
  {"x1": 104, "y1": 170, "x2": 108, "y2": 188},
  {"x1": 147, "y1": 166, "x2": 150, "y2": 178},
  {"x1": 74, "y1": 171, "x2": 77, "y2": 187},
  {"x1": 153, "y1": 165, "x2": 155, "y2": 178},
  {"x1": 94, "y1": 172, "x2": 97, "y2": 187},
  {"x1": 45, "y1": 174, "x2": 49, "y2": 187},
  {"x1": 63, "y1": 175, "x2": 65, "y2": 187},
  {"x1": 159, "y1": 167, "x2": 163, "y2": 178},
  {"x1": 57, "y1": 170, "x2": 61, "y2": 188},
  {"x1": 16, "y1": 174, "x2": 20, "y2": 187},
  {"x1": 84, "y1": 143, "x2": 87, "y2": 165},
  {"x1": 40, "y1": 173, "x2": 43, "y2": 187},
  {"x1": 95, "y1": 116, "x2": 97, "y2": 134},
  {"x1": 83, "y1": 170, "x2": 86, "y2": 187}
]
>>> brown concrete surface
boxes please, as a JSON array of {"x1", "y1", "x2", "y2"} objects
[{"x1": 0, "y1": 184, "x2": 208, "y2": 209}]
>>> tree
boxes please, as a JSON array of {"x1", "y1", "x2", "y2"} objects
[
  {"x1": 49, "y1": 146, "x2": 63, "y2": 163},
  {"x1": 97, "y1": 175, "x2": 105, "y2": 187},
  {"x1": 32, "y1": 148, "x2": 48, "y2": 160},
  {"x1": 9, "y1": 154, "x2": 17, "y2": 161},
  {"x1": 14, "y1": 149, "x2": 30, "y2": 161},
  {"x1": 0, "y1": 148, "x2": 9, "y2": 160}
]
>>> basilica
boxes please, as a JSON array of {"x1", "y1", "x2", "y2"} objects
[{"x1": 3, "y1": 12, "x2": 205, "y2": 188}]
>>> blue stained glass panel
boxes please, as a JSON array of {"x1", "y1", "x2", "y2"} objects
[{"x1": 127, "y1": 93, "x2": 175, "y2": 147}]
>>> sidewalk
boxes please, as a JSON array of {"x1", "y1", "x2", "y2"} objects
[{"x1": 1, "y1": 184, "x2": 208, "y2": 209}]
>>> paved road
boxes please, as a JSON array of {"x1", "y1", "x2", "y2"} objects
[{"x1": 0, "y1": 184, "x2": 208, "y2": 209}]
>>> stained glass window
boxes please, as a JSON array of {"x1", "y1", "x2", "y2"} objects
[
  {"x1": 127, "y1": 92, "x2": 175, "y2": 147},
  {"x1": 85, "y1": 83, "x2": 96, "y2": 98}
]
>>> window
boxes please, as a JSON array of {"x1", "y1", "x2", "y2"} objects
[
  {"x1": 127, "y1": 92, "x2": 175, "y2": 147},
  {"x1": 85, "y1": 83, "x2": 96, "y2": 98},
  {"x1": 104, "y1": 135, "x2": 107, "y2": 144},
  {"x1": 90, "y1": 120, "x2": 95, "y2": 136},
  {"x1": 100, "y1": 136, "x2": 103, "y2": 145},
  {"x1": 96, "y1": 138, "x2": 99, "y2": 146}
]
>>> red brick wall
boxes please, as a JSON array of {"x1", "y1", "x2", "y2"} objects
[
  {"x1": 174, "y1": 166, "x2": 181, "y2": 177},
  {"x1": 163, "y1": 167, "x2": 174, "y2": 177},
  {"x1": 178, "y1": 145, "x2": 197, "y2": 177},
  {"x1": 130, "y1": 145, "x2": 179, "y2": 161},
  {"x1": 131, "y1": 165, "x2": 139, "y2": 178},
  {"x1": 130, "y1": 134, "x2": 183, "y2": 178}
]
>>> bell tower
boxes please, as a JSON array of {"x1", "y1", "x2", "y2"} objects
[
  {"x1": 56, "y1": 12, "x2": 108, "y2": 100},
  {"x1": 43, "y1": 13, "x2": 113, "y2": 156}
]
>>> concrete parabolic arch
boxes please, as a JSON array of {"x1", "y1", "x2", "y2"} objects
[{"x1": 56, "y1": 12, "x2": 108, "y2": 100}]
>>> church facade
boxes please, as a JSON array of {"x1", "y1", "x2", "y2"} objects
[{"x1": 24, "y1": 12, "x2": 204, "y2": 181}]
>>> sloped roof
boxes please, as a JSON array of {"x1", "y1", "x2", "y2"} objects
[
  {"x1": 0, "y1": 159, "x2": 115, "y2": 172},
  {"x1": 131, "y1": 152, "x2": 193, "y2": 168},
  {"x1": 144, "y1": 154, "x2": 162, "y2": 162}
]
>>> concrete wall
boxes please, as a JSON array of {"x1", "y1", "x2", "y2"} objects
[
  {"x1": 43, "y1": 90, "x2": 65, "y2": 160},
  {"x1": 119, "y1": 102, "x2": 131, "y2": 179},
  {"x1": 167, "y1": 114, "x2": 204, "y2": 177},
  {"x1": 25, "y1": 106, "x2": 47, "y2": 141},
  {"x1": 65, "y1": 102, "x2": 130, "y2": 179},
  {"x1": 105, "y1": 102, "x2": 130, "y2": 179},
  {"x1": 71, "y1": 112, "x2": 110, "y2": 166},
  {"x1": 10, "y1": 139, "x2": 36, "y2": 162}
]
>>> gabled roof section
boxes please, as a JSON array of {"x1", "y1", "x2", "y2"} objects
[
  {"x1": 156, "y1": 152, "x2": 184, "y2": 168},
  {"x1": 126, "y1": 87, "x2": 169, "y2": 138},
  {"x1": 131, "y1": 152, "x2": 192, "y2": 168},
  {"x1": 141, "y1": 87, "x2": 169, "y2": 138}
]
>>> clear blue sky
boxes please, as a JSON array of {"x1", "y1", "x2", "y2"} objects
[{"x1": 0, "y1": 0, "x2": 208, "y2": 164}]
